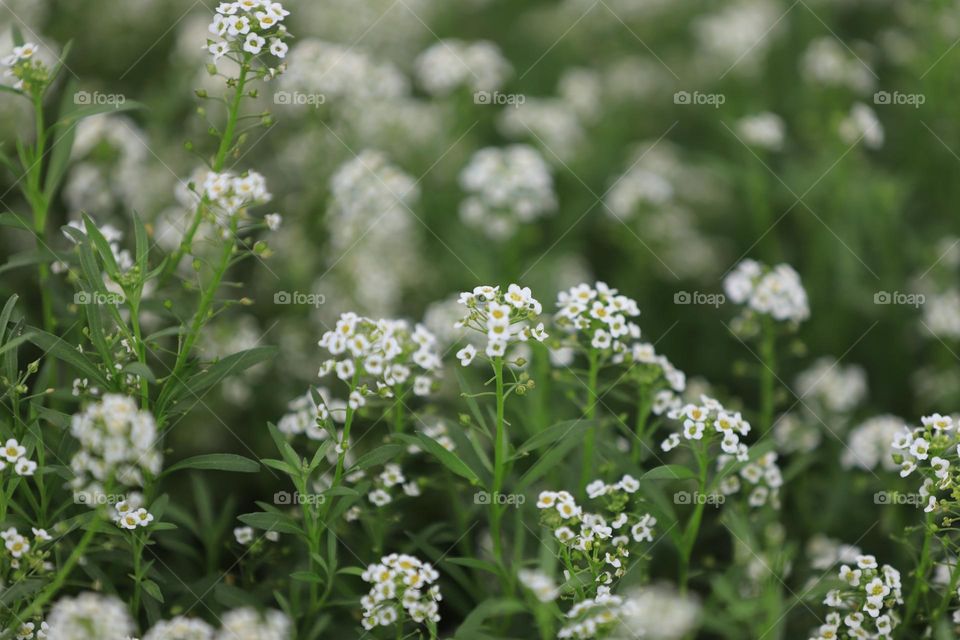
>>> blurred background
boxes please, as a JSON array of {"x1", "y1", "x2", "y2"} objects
[{"x1": 0, "y1": 0, "x2": 958, "y2": 632}]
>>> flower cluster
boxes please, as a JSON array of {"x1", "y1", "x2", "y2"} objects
[
  {"x1": 2, "y1": 526, "x2": 51, "y2": 569},
  {"x1": 366, "y1": 462, "x2": 421, "y2": 507},
  {"x1": 554, "y1": 282, "x2": 642, "y2": 357},
  {"x1": 843, "y1": 415, "x2": 903, "y2": 472},
  {"x1": 280, "y1": 39, "x2": 408, "y2": 104},
  {"x1": 214, "y1": 607, "x2": 291, "y2": 640},
  {"x1": 795, "y1": 357, "x2": 868, "y2": 415},
  {"x1": 558, "y1": 591, "x2": 628, "y2": 639},
  {"x1": 140, "y1": 608, "x2": 289, "y2": 640},
  {"x1": 14, "y1": 620, "x2": 48, "y2": 640},
  {"x1": 319, "y1": 314, "x2": 442, "y2": 407},
  {"x1": 891, "y1": 413, "x2": 960, "y2": 512},
  {"x1": 458, "y1": 145, "x2": 557, "y2": 240},
  {"x1": 660, "y1": 396, "x2": 782, "y2": 508},
  {"x1": 277, "y1": 388, "x2": 347, "y2": 442},
  {"x1": 143, "y1": 617, "x2": 214, "y2": 640},
  {"x1": 612, "y1": 341, "x2": 686, "y2": 414},
  {"x1": 2, "y1": 42, "x2": 47, "y2": 93},
  {"x1": 0, "y1": 437, "x2": 37, "y2": 477},
  {"x1": 724, "y1": 259, "x2": 810, "y2": 324},
  {"x1": 113, "y1": 495, "x2": 155, "y2": 530},
  {"x1": 200, "y1": 170, "x2": 273, "y2": 230},
  {"x1": 518, "y1": 568, "x2": 560, "y2": 602},
  {"x1": 325, "y1": 150, "x2": 422, "y2": 315},
  {"x1": 414, "y1": 39, "x2": 512, "y2": 96},
  {"x1": 536, "y1": 476, "x2": 657, "y2": 594},
  {"x1": 812, "y1": 555, "x2": 902, "y2": 639},
  {"x1": 45, "y1": 592, "x2": 134, "y2": 640},
  {"x1": 207, "y1": 1, "x2": 291, "y2": 64},
  {"x1": 360, "y1": 554, "x2": 442, "y2": 630},
  {"x1": 69, "y1": 394, "x2": 162, "y2": 496},
  {"x1": 455, "y1": 284, "x2": 547, "y2": 363}
]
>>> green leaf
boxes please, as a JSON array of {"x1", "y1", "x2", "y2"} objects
[
  {"x1": 141, "y1": 579, "x2": 164, "y2": 603},
  {"x1": 290, "y1": 571, "x2": 323, "y2": 583},
  {"x1": 83, "y1": 213, "x2": 120, "y2": 278},
  {"x1": 444, "y1": 557, "x2": 501, "y2": 575},
  {"x1": 454, "y1": 598, "x2": 526, "y2": 637},
  {"x1": 0, "y1": 248, "x2": 57, "y2": 275},
  {"x1": 26, "y1": 328, "x2": 109, "y2": 387},
  {"x1": 165, "y1": 453, "x2": 260, "y2": 476},
  {"x1": 122, "y1": 361, "x2": 155, "y2": 383},
  {"x1": 237, "y1": 511, "x2": 303, "y2": 536},
  {"x1": 56, "y1": 100, "x2": 146, "y2": 127},
  {"x1": 395, "y1": 433, "x2": 481, "y2": 487},
  {"x1": 350, "y1": 444, "x2": 403, "y2": 472},
  {"x1": 132, "y1": 210, "x2": 149, "y2": 276},
  {"x1": 159, "y1": 346, "x2": 277, "y2": 414},
  {"x1": 641, "y1": 465, "x2": 697, "y2": 481},
  {"x1": 516, "y1": 436, "x2": 580, "y2": 491},
  {"x1": 514, "y1": 419, "x2": 597, "y2": 457},
  {"x1": 0, "y1": 212, "x2": 30, "y2": 231}
]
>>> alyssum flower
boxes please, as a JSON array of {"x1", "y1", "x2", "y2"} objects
[
  {"x1": 554, "y1": 281, "x2": 642, "y2": 358},
  {"x1": 455, "y1": 284, "x2": 548, "y2": 364},
  {"x1": 360, "y1": 553, "x2": 442, "y2": 630},
  {"x1": 207, "y1": 0, "x2": 291, "y2": 66},
  {"x1": 724, "y1": 259, "x2": 809, "y2": 324},
  {"x1": 68, "y1": 394, "x2": 162, "y2": 497},
  {"x1": 811, "y1": 554, "x2": 902, "y2": 639}
]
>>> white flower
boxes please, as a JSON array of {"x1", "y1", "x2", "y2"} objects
[
  {"x1": 459, "y1": 146, "x2": 556, "y2": 240},
  {"x1": 269, "y1": 38, "x2": 288, "y2": 58},
  {"x1": 234, "y1": 526, "x2": 255, "y2": 545},
  {"x1": 243, "y1": 32, "x2": 266, "y2": 54}
]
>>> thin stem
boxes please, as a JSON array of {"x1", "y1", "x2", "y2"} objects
[
  {"x1": 632, "y1": 382, "x2": 652, "y2": 466},
  {"x1": 759, "y1": 316, "x2": 776, "y2": 434},
  {"x1": 30, "y1": 94, "x2": 53, "y2": 332},
  {"x1": 491, "y1": 357, "x2": 509, "y2": 590},
  {"x1": 163, "y1": 62, "x2": 249, "y2": 279},
  {"x1": 18, "y1": 513, "x2": 101, "y2": 621},
  {"x1": 164, "y1": 219, "x2": 236, "y2": 401},
  {"x1": 678, "y1": 443, "x2": 709, "y2": 593},
  {"x1": 129, "y1": 301, "x2": 149, "y2": 409},
  {"x1": 901, "y1": 513, "x2": 935, "y2": 635},
  {"x1": 579, "y1": 352, "x2": 600, "y2": 493}
]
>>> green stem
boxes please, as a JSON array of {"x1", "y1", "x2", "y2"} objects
[
  {"x1": 491, "y1": 357, "x2": 509, "y2": 590},
  {"x1": 579, "y1": 352, "x2": 600, "y2": 493},
  {"x1": 129, "y1": 301, "x2": 149, "y2": 409},
  {"x1": 678, "y1": 444, "x2": 708, "y2": 593},
  {"x1": 759, "y1": 316, "x2": 776, "y2": 434},
  {"x1": 164, "y1": 218, "x2": 236, "y2": 400},
  {"x1": 163, "y1": 62, "x2": 249, "y2": 280},
  {"x1": 29, "y1": 94, "x2": 54, "y2": 332},
  {"x1": 902, "y1": 513, "x2": 935, "y2": 635},
  {"x1": 130, "y1": 531, "x2": 144, "y2": 619},
  {"x1": 18, "y1": 513, "x2": 101, "y2": 621},
  {"x1": 632, "y1": 382, "x2": 652, "y2": 466}
]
